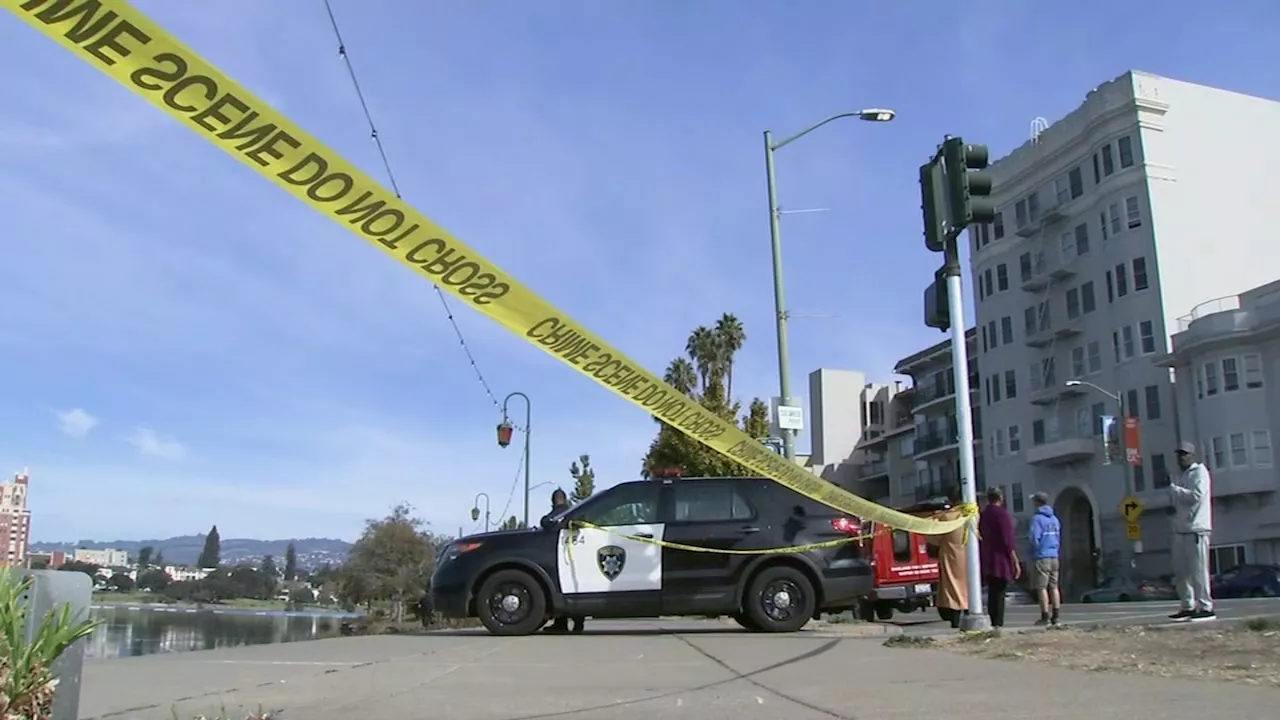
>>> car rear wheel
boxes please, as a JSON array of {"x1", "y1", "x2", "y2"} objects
[
  {"x1": 731, "y1": 612, "x2": 761, "y2": 632},
  {"x1": 744, "y1": 565, "x2": 816, "y2": 633},
  {"x1": 475, "y1": 569, "x2": 547, "y2": 636},
  {"x1": 857, "y1": 600, "x2": 877, "y2": 623},
  {"x1": 1118, "y1": 594, "x2": 1131, "y2": 602},
  {"x1": 875, "y1": 603, "x2": 894, "y2": 621}
]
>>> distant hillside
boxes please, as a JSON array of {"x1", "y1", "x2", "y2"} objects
[{"x1": 29, "y1": 535, "x2": 352, "y2": 569}]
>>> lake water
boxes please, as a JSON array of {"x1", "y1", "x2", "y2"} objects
[{"x1": 84, "y1": 605, "x2": 360, "y2": 660}]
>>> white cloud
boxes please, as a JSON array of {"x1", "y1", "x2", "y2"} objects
[
  {"x1": 128, "y1": 428, "x2": 186, "y2": 460},
  {"x1": 55, "y1": 408, "x2": 98, "y2": 439}
]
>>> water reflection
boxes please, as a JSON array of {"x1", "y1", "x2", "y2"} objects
[{"x1": 85, "y1": 605, "x2": 358, "y2": 660}]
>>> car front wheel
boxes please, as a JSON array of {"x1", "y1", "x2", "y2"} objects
[
  {"x1": 744, "y1": 565, "x2": 816, "y2": 633},
  {"x1": 475, "y1": 569, "x2": 547, "y2": 636}
]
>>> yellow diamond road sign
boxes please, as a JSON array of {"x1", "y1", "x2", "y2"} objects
[{"x1": 1121, "y1": 495, "x2": 1143, "y2": 523}]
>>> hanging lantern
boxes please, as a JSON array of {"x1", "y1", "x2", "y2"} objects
[
  {"x1": 496, "y1": 420, "x2": 514, "y2": 448},
  {"x1": 470, "y1": 507, "x2": 480, "y2": 522}
]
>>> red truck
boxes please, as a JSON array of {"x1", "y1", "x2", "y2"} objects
[{"x1": 854, "y1": 500, "x2": 948, "y2": 622}]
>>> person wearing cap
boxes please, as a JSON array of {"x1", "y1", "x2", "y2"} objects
[
  {"x1": 1169, "y1": 441, "x2": 1215, "y2": 622},
  {"x1": 1028, "y1": 491, "x2": 1062, "y2": 626},
  {"x1": 978, "y1": 486, "x2": 1020, "y2": 628}
]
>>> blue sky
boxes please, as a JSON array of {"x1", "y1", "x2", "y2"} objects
[{"x1": 2, "y1": 0, "x2": 1276, "y2": 543}]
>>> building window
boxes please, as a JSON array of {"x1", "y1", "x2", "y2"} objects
[
  {"x1": 1015, "y1": 198, "x2": 1028, "y2": 228},
  {"x1": 1121, "y1": 325, "x2": 1135, "y2": 359},
  {"x1": 1112, "y1": 330, "x2": 1122, "y2": 364},
  {"x1": 1115, "y1": 263, "x2": 1129, "y2": 297},
  {"x1": 1118, "y1": 136, "x2": 1135, "y2": 169},
  {"x1": 1075, "y1": 407, "x2": 1091, "y2": 438},
  {"x1": 1099, "y1": 211, "x2": 1109, "y2": 242},
  {"x1": 1144, "y1": 385, "x2": 1161, "y2": 420},
  {"x1": 1210, "y1": 545, "x2": 1248, "y2": 575},
  {"x1": 1139, "y1": 320, "x2": 1156, "y2": 354},
  {"x1": 984, "y1": 268, "x2": 994, "y2": 297},
  {"x1": 1092, "y1": 153, "x2": 1101, "y2": 184},
  {"x1": 1243, "y1": 353, "x2": 1263, "y2": 388},
  {"x1": 1060, "y1": 230, "x2": 1075, "y2": 259},
  {"x1": 1087, "y1": 341, "x2": 1102, "y2": 373},
  {"x1": 1019, "y1": 252, "x2": 1033, "y2": 282},
  {"x1": 1066, "y1": 288, "x2": 1081, "y2": 319},
  {"x1": 1032, "y1": 419, "x2": 1045, "y2": 445},
  {"x1": 1210, "y1": 436, "x2": 1226, "y2": 469},
  {"x1": 996, "y1": 263, "x2": 1009, "y2": 292},
  {"x1": 1253, "y1": 430, "x2": 1273, "y2": 468},
  {"x1": 1132, "y1": 257, "x2": 1149, "y2": 291},
  {"x1": 1028, "y1": 192, "x2": 1040, "y2": 223},
  {"x1": 1101, "y1": 144, "x2": 1115, "y2": 176},
  {"x1": 1230, "y1": 432, "x2": 1249, "y2": 468},
  {"x1": 1001, "y1": 316, "x2": 1014, "y2": 344},
  {"x1": 1132, "y1": 462, "x2": 1146, "y2": 492},
  {"x1": 1204, "y1": 361, "x2": 1219, "y2": 395},
  {"x1": 1105, "y1": 271, "x2": 1114, "y2": 302},
  {"x1": 1222, "y1": 357, "x2": 1240, "y2": 392},
  {"x1": 990, "y1": 374, "x2": 1001, "y2": 402},
  {"x1": 1042, "y1": 357, "x2": 1056, "y2": 387},
  {"x1": 1152, "y1": 452, "x2": 1171, "y2": 489},
  {"x1": 1071, "y1": 345, "x2": 1086, "y2": 378},
  {"x1": 1054, "y1": 176, "x2": 1070, "y2": 206},
  {"x1": 1008, "y1": 425, "x2": 1021, "y2": 454},
  {"x1": 1108, "y1": 203, "x2": 1122, "y2": 235},
  {"x1": 1068, "y1": 167, "x2": 1084, "y2": 199},
  {"x1": 993, "y1": 427, "x2": 1006, "y2": 456},
  {"x1": 1126, "y1": 388, "x2": 1139, "y2": 419},
  {"x1": 1074, "y1": 223, "x2": 1090, "y2": 255},
  {"x1": 1125, "y1": 196, "x2": 1142, "y2": 228},
  {"x1": 1028, "y1": 361, "x2": 1043, "y2": 392},
  {"x1": 987, "y1": 319, "x2": 997, "y2": 349},
  {"x1": 1024, "y1": 306, "x2": 1037, "y2": 337},
  {"x1": 1004, "y1": 369, "x2": 1018, "y2": 399},
  {"x1": 1081, "y1": 281, "x2": 1097, "y2": 314},
  {"x1": 1091, "y1": 402, "x2": 1106, "y2": 433},
  {"x1": 981, "y1": 325, "x2": 988, "y2": 353},
  {"x1": 978, "y1": 279, "x2": 985, "y2": 301},
  {"x1": 1011, "y1": 483, "x2": 1025, "y2": 513},
  {"x1": 994, "y1": 212, "x2": 1005, "y2": 239}
]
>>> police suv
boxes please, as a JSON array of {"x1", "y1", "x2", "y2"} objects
[{"x1": 431, "y1": 475, "x2": 873, "y2": 636}]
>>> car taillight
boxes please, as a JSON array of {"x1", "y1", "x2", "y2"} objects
[{"x1": 831, "y1": 517, "x2": 859, "y2": 535}]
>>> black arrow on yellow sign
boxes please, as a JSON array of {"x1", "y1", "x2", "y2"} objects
[{"x1": 1124, "y1": 500, "x2": 1141, "y2": 519}]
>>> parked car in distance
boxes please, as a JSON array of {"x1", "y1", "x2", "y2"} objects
[
  {"x1": 1212, "y1": 564, "x2": 1280, "y2": 598},
  {"x1": 983, "y1": 583, "x2": 1035, "y2": 608},
  {"x1": 1079, "y1": 576, "x2": 1177, "y2": 603}
]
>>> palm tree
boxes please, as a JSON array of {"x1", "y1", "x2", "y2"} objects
[
  {"x1": 663, "y1": 357, "x2": 698, "y2": 396},
  {"x1": 685, "y1": 326, "x2": 717, "y2": 392},
  {"x1": 714, "y1": 313, "x2": 745, "y2": 401}
]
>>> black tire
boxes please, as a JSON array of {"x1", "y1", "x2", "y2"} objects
[
  {"x1": 731, "y1": 612, "x2": 761, "y2": 632},
  {"x1": 474, "y1": 569, "x2": 547, "y2": 636},
  {"x1": 744, "y1": 565, "x2": 816, "y2": 633},
  {"x1": 875, "y1": 603, "x2": 894, "y2": 621},
  {"x1": 857, "y1": 600, "x2": 877, "y2": 623},
  {"x1": 1118, "y1": 594, "x2": 1131, "y2": 602},
  {"x1": 1082, "y1": 596, "x2": 1093, "y2": 603}
]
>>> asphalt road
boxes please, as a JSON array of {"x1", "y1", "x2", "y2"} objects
[
  {"x1": 890, "y1": 596, "x2": 1280, "y2": 634},
  {"x1": 80, "y1": 602, "x2": 1280, "y2": 720}
]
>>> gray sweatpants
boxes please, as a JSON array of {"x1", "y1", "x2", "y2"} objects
[{"x1": 1170, "y1": 531, "x2": 1213, "y2": 612}]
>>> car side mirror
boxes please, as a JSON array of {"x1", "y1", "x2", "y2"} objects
[{"x1": 541, "y1": 515, "x2": 561, "y2": 531}]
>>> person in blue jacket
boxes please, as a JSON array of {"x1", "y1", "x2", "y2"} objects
[{"x1": 1028, "y1": 492, "x2": 1062, "y2": 626}]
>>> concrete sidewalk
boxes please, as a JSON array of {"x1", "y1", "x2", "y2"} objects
[{"x1": 80, "y1": 619, "x2": 1276, "y2": 719}]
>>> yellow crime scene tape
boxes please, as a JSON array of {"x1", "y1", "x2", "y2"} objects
[
  {"x1": 569, "y1": 521, "x2": 885, "y2": 555},
  {"x1": 6, "y1": 0, "x2": 976, "y2": 535}
]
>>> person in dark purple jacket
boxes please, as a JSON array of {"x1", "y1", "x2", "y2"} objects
[{"x1": 978, "y1": 486, "x2": 1021, "y2": 628}]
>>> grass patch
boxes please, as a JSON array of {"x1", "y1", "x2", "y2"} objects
[{"x1": 884, "y1": 635, "x2": 935, "y2": 648}]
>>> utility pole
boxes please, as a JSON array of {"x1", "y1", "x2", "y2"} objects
[{"x1": 919, "y1": 136, "x2": 996, "y2": 632}]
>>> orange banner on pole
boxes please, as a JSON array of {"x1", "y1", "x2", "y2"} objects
[{"x1": 1124, "y1": 417, "x2": 1142, "y2": 466}]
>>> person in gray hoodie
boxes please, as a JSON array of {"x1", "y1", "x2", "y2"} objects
[{"x1": 1168, "y1": 441, "x2": 1215, "y2": 622}]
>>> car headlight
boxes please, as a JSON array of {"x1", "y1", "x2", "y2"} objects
[{"x1": 441, "y1": 541, "x2": 484, "y2": 564}]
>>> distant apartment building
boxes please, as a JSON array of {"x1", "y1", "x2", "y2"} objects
[
  {"x1": 0, "y1": 471, "x2": 31, "y2": 568},
  {"x1": 804, "y1": 368, "x2": 901, "y2": 504},
  {"x1": 26, "y1": 550, "x2": 66, "y2": 569},
  {"x1": 1155, "y1": 278, "x2": 1280, "y2": 569},
  {"x1": 75, "y1": 547, "x2": 129, "y2": 568},
  {"x1": 890, "y1": 329, "x2": 984, "y2": 508},
  {"x1": 968, "y1": 70, "x2": 1280, "y2": 591},
  {"x1": 164, "y1": 566, "x2": 210, "y2": 583}
]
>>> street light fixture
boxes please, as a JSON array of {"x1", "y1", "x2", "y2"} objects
[
  {"x1": 471, "y1": 492, "x2": 491, "y2": 532},
  {"x1": 497, "y1": 392, "x2": 533, "y2": 527},
  {"x1": 763, "y1": 107, "x2": 896, "y2": 460}
]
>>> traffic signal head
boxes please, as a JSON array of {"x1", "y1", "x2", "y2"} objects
[
  {"x1": 942, "y1": 137, "x2": 995, "y2": 231},
  {"x1": 919, "y1": 158, "x2": 947, "y2": 252},
  {"x1": 924, "y1": 265, "x2": 951, "y2": 332}
]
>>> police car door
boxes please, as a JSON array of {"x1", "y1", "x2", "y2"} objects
[{"x1": 558, "y1": 482, "x2": 664, "y2": 617}]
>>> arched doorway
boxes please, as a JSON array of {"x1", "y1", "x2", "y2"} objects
[{"x1": 1054, "y1": 487, "x2": 1098, "y2": 601}]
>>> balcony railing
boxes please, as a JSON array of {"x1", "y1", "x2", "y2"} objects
[
  {"x1": 911, "y1": 373, "x2": 980, "y2": 410},
  {"x1": 914, "y1": 481, "x2": 959, "y2": 502},
  {"x1": 857, "y1": 461, "x2": 889, "y2": 480}
]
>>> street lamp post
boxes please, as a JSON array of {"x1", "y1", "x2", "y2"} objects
[
  {"x1": 1065, "y1": 380, "x2": 1138, "y2": 575},
  {"x1": 471, "y1": 492, "x2": 491, "y2": 532},
  {"x1": 497, "y1": 392, "x2": 532, "y2": 528},
  {"x1": 762, "y1": 108, "x2": 896, "y2": 460}
]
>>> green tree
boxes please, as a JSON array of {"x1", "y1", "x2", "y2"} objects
[
  {"x1": 57, "y1": 561, "x2": 99, "y2": 577},
  {"x1": 569, "y1": 454, "x2": 595, "y2": 504},
  {"x1": 107, "y1": 573, "x2": 134, "y2": 592},
  {"x1": 261, "y1": 555, "x2": 278, "y2": 579},
  {"x1": 641, "y1": 316, "x2": 768, "y2": 478},
  {"x1": 499, "y1": 516, "x2": 523, "y2": 530},
  {"x1": 137, "y1": 545, "x2": 154, "y2": 568},
  {"x1": 136, "y1": 568, "x2": 170, "y2": 592},
  {"x1": 339, "y1": 503, "x2": 446, "y2": 621},
  {"x1": 197, "y1": 525, "x2": 221, "y2": 569},
  {"x1": 153, "y1": 550, "x2": 165, "y2": 567},
  {"x1": 284, "y1": 543, "x2": 298, "y2": 581}
]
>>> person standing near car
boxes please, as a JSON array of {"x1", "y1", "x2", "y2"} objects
[
  {"x1": 927, "y1": 491, "x2": 970, "y2": 629},
  {"x1": 1028, "y1": 492, "x2": 1062, "y2": 626},
  {"x1": 541, "y1": 488, "x2": 585, "y2": 634},
  {"x1": 1169, "y1": 442, "x2": 1215, "y2": 622},
  {"x1": 978, "y1": 487, "x2": 1020, "y2": 628}
]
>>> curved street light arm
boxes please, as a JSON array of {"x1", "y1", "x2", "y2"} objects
[{"x1": 771, "y1": 111, "x2": 874, "y2": 151}]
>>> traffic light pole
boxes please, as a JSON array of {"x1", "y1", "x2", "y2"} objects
[{"x1": 943, "y1": 234, "x2": 991, "y2": 633}]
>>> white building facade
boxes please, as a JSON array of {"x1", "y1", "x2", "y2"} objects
[
  {"x1": 969, "y1": 70, "x2": 1280, "y2": 591},
  {"x1": 1156, "y1": 279, "x2": 1280, "y2": 571}
]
